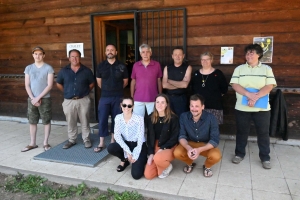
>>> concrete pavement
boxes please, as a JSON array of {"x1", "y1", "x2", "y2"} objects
[{"x1": 0, "y1": 118, "x2": 299, "y2": 200}]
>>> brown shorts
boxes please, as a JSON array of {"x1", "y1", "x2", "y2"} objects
[{"x1": 27, "y1": 98, "x2": 52, "y2": 124}]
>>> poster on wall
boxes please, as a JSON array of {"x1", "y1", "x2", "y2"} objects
[
  {"x1": 220, "y1": 47, "x2": 234, "y2": 64},
  {"x1": 253, "y1": 36, "x2": 273, "y2": 63},
  {"x1": 66, "y1": 43, "x2": 84, "y2": 57}
]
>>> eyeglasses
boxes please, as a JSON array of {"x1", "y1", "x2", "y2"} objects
[{"x1": 121, "y1": 104, "x2": 133, "y2": 108}]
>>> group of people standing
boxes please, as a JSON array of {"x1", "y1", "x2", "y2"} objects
[{"x1": 22, "y1": 42, "x2": 276, "y2": 180}]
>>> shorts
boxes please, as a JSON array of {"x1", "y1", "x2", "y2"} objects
[{"x1": 27, "y1": 97, "x2": 52, "y2": 125}]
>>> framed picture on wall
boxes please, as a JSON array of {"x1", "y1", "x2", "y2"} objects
[{"x1": 253, "y1": 36, "x2": 273, "y2": 63}]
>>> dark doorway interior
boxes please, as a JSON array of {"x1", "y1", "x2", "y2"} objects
[
  {"x1": 105, "y1": 19, "x2": 135, "y2": 92},
  {"x1": 92, "y1": 15, "x2": 135, "y2": 120}
]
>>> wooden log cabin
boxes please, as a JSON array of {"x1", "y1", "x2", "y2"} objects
[{"x1": 0, "y1": 0, "x2": 299, "y2": 139}]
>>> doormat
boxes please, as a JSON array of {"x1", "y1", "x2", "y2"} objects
[{"x1": 33, "y1": 133, "x2": 111, "y2": 167}]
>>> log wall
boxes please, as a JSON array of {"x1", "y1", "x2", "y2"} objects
[{"x1": 0, "y1": 0, "x2": 299, "y2": 138}]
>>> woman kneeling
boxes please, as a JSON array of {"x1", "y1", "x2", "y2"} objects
[{"x1": 107, "y1": 97, "x2": 147, "y2": 180}]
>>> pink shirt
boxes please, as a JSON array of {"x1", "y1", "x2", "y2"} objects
[{"x1": 131, "y1": 60, "x2": 162, "y2": 102}]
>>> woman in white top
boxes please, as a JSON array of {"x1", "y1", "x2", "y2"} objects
[{"x1": 107, "y1": 97, "x2": 147, "y2": 179}]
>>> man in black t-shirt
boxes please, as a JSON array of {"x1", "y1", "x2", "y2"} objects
[
  {"x1": 162, "y1": 47, "x2": 192, "y2": 117},
  {"x1": 95, "y1": 44, "x2": 129, "y2": 152}
]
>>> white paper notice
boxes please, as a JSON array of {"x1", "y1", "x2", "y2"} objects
[
  {"x1": 66, "y1": 43, "x2": 84, "y2": 58},
  {"x1": 220, "y1": 47, "x2": 234, "y2": 64}
]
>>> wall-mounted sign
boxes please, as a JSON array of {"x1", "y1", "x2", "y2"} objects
[
  {"x1": 220, "y1": 47, "x2": 234, "y2": 64},
  {"x1": 253, "y1": 36, "x2": 273, "y2": 63},
  {"x1": 66, "y1": 43, "x2": 84, "y2": 57}
]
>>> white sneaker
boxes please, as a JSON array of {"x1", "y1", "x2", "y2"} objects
[{"x1": 158, "y1": 163, "x2": 173, "y2": 178}]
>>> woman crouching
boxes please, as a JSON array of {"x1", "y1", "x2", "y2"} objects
[
  {"x1": 107, "y1": 97, "x2": 147, "y2": 179},
  {"x1": 144, "y1": 94, "x2": 179, "y2": 179}
]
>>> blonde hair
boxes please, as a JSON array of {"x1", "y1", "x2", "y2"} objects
[{"x1": 151, "y1": 94, "x2": 174, "y2": 124}]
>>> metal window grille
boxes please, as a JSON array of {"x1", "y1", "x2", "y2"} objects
[{"x1": 134, "y1": 8, "x2": 187, "y2": 67}]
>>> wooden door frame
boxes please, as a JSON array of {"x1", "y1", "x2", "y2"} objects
[
  {"x1": 92, "y1": 13, "x2": 134, "y2": 66},
  {"x1": 91, "y1": 12, "x2": 134, "y2": 120}
]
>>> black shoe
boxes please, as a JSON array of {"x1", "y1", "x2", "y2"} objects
[
  {"x1": 63, "y1": 141, "x2": 76, "y2": 149},
  {"x1": 117, "y1": 159, "x2": 130, "y2": 172}
]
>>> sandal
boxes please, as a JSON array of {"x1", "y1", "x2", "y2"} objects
[
  {"x1": 21, "y1": 145, "x2": 38, "y2": 152},
  {"x1": 203, "y1": 165, "x2": 213, "y2": 177},
  {"x1": 183, "y1": 163, "x2": 196, "y2": 174},
  {"x1": 93, "y1": 146, "x2": 105, "y2": 153},
  {"x1": 117, "y1": 159, "x2": 130, "y2": 172},
  {"x1": 43, "y1": 144, "x2": 51, "y2": 151}
]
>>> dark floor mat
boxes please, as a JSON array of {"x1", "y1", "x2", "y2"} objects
[{"x1": 33, "y1": 133, "x2": 111, "y2": 167}]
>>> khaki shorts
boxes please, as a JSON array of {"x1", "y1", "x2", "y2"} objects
[{"x1": 27, "y1": 98, "x2": 52, "y2": 124}]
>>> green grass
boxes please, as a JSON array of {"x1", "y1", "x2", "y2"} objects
[{"x1": 2, "y1": 173, "x2": 144, "y2": 200}]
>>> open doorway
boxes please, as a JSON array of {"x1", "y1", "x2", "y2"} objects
[{"x1": 92, "y1": 13, "x2": 135, "y2": 117}]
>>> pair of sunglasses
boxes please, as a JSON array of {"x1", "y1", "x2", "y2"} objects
[{"x1": 122, "y1": 104, "x2": 133, "y2": 108}]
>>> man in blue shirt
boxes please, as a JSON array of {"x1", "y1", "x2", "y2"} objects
[
  {"x1": 94, "y1": 44, "x2": 128, "y2": 152},
  {"x1": 173, "y1": 94, "x2": 222, "y2": 177},
  {"x1": 56, "y1": 49, "x2": 95, "y2": 149}
]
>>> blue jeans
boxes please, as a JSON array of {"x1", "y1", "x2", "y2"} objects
[
  {"x1": 98, "y1": 96, "x2": 122, "y2": 137},
  {"x1": 235, "y1": 109, "x2": 270, "y2": 162}
]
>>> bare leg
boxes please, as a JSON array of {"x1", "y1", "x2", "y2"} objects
[
  {"x1": 99, "y1": 137, "x2": 105, "y2": 147},
  {"x1": 29, "y1": 124, "x2": 37, "y2": 146},
  {"x1": 43, "y1": 124, "x2": 51, "y2": 146},
  {"x1": 111, "y1": 133, "x2": 115, "y2": 143}
]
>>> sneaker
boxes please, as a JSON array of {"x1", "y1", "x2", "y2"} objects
[
  {"x1": 84, "y1": 141, "x2": 92, "y2": 148},
  {"x1": 158, "y1": 163, "x2": 173, "y2": 178},
  {"x1": 262, "y1": 161, "x2": 271, "y2": 169},
  {"x1": 232, "y1": 156, "x2": 243, "y2": 164},
  {"x1": 63, "y1": 141, "x2": 76, "y2": 149}
]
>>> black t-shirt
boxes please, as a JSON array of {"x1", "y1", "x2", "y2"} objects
[
  {"x1": 166, "y1": 63, "x2": 189, "y2": 95},
  {"x1": 96, "y1": 60, "x2": 128, "y2": 97},
  {"x1": 191, "y1": 69, "x2": 228, "y2": 110},
  {"x1": 153, "y1": 117, "x2": 165, "y2": 140}
]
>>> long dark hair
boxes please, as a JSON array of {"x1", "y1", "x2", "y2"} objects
[{"x1": 151, "y1": 94, "x2": 174, "y2": 124}]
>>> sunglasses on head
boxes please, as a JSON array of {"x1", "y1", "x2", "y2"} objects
[{"x1": 121, "y1": 104, "x2": 133, "y2": 108}]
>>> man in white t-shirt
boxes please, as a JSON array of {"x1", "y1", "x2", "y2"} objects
[{"x1": 22, "y1": 46, "x2": 54, "y2": 152}]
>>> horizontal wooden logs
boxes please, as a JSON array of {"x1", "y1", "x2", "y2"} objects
[{"x1": 0, "y1": 1, "x2": 163, "y2": 23}]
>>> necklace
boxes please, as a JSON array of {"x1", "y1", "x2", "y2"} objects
[
  {"x1": 201, "y1": 74, "x2": 209, "y2": 87},
  {"x1": 159, "y1": 116, "x2": 165, "y2": 123}
]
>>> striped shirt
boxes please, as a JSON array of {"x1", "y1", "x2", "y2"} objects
[{"x1": 230, "y1": 62, "x2": 277, "y2": 111}]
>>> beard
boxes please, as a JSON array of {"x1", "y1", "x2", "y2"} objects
[
  {"x1": 191, "y1": 111, "x2": 202, "y2": 118},
  {"x1": 106, "y1": 54, "x2": 116, "y2": 59}
]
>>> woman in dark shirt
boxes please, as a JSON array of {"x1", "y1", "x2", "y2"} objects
[
  {"x1": 191, "y1": 52, "x2": 228, "y2": 124},
  {"x1": 144, "y1": 94, "x2": 179, "y2": 179}
]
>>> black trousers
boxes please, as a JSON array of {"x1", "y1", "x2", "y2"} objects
[
  {"x1": 167, "y1": 94, "x2": 188, "y2": 117},
  {"x1": 107, "y1": 141, "x2": 148, "y2": 180},
  {"x1": 235, "y1": 110, "x2": 271, "y2": 162}
]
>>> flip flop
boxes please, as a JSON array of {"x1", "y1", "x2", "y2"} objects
[
  {"x1": 43, "y1": 144, "x2": 51, "y2": 151},
  {"x1": 183, "y1": 163, "x2": 196, "y2": 174},
  {"x1": 94, "y1": 146, "x2": 105, "y2": 153},
  {"x1": 21, "y1": 145, "x2": 38, "y2": 152}
]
